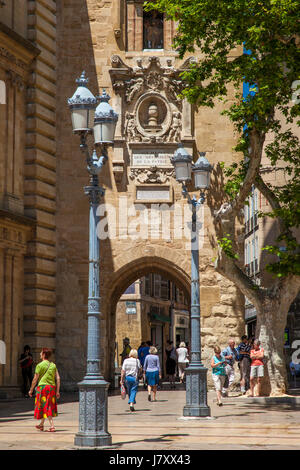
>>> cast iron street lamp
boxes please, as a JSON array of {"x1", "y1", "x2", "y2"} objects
[
  {"x1": 171, "y1": 144, "x2": 213, "y2": 417},
  {"x1": 68, "y1": 71, "x2": 118, "y2": 447}
]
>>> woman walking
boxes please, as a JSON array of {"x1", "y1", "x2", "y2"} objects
[
  {"x1": 120, "y1": 349, "x2": 142, "y2": 412},
  {"x1": 176, "y1": 342, "x2": 189, "y2": 384},
  {"x1": 143, "y1": 346, "x2": 161, "y2": 402},
  {"x1": 165, "y1": 340, "x2": 177, "y2": 389},
  {"x1": 211, "y1": 345, "x2": 226, "y2": 406},
  {"x1": 28, "y1": 348, "x2": 60, "y2": 432}
]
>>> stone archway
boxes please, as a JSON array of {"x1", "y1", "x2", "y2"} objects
[{"x1": 102, "y1": 249, "x2": 192, "y2": 382}]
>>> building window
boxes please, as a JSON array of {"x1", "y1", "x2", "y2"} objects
[
  {"x1": 154, "y1": 274, "x2": 161, "y2": 298},
  {"x1": 161, "y1": 278, "x2": 170, "y2": 300},
  {"x1": 144, "y1": 275, "x2": 151, "y2": 296},
  {"x1": 126, "y1": 2, "x2": 174, "y2": 52},
  {"x1": 143, "y1": 10, "x2": 164, "y2": 50}
]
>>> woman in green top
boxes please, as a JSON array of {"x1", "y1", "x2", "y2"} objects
[
  {"x1": 211, "y1": 345, "x2": 226, "y2": 406},
  {"x1": 29, "y1": 348, "x2": 60, "y2": 432}
]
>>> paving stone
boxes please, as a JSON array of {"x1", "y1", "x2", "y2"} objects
[{"x1": 0, "y1": 390, "x2": 300, "y2": 450}]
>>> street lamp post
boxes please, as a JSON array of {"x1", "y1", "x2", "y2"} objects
[
  {"x1": 171, "y1": 145, "x2": 213, "y2": 417},
  {"x1": 68, "y1": 72, "x2": 118, "y2": 447}
]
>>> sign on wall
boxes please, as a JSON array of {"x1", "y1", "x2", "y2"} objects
[{"x1": 126, "y1": 301, "x2": 137, "y2": 315}]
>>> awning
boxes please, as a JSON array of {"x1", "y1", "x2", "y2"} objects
[{"x1": 150, "y1": 313, "x2": 171, "y2": 323}]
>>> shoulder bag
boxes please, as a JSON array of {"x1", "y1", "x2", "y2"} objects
[{"x1": 136, "y1": 359, "x2": 143, "y2": 380}]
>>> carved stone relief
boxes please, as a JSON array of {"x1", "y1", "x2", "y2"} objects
[
  {"x1": 0, "y1": 47, "x2": 28, "y2": 71},
  {"x1": 109, "y1": 56, "x2": 195, "y2": 183},
  {"x1": 129, "y1": 166, "x2": 174, "y2": 184},
  {"x1": 5, "y1": 70, "x2": 25, "y2": 91}
]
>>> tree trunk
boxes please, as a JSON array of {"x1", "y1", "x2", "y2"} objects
[{"x1": 256, "y1": 298, "x2": 288, "y2": 396}]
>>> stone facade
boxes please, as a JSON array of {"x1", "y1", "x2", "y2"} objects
[
  {"x1": 0, "y1": 0, "x2": 57, "y2": 397},
  {"x1": 55, "y1": 0, "x2": 245, "y2": 390},
  {"x1": 0, "y1": 1, "x2": 245, "y2": 396}
]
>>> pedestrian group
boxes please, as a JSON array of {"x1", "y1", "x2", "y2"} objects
[
  {"x1": 211, "y1": 336, "x2": 265, "y2": 406},
  {"x1": 15, "y1": 334, "x2": 264, "y2": 431}
]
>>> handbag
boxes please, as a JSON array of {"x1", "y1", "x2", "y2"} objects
[
  {"x1": 120, "y1": 383, "x2": 126, "y2": 399},
  {"x1": 136, "y1": 359, "x2": 143, "y2": 380}
]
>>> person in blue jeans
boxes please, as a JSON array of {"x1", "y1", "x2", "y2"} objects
[
  {"x1": 143, "y1": 346, "x2": 161, "y2": 402},
  {"x1": 120, "y1": 349, "x2": 142, "y2": 412}
]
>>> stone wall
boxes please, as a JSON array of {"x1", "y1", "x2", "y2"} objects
[
  {"x1": 0, "y1": 0, "x2": 57, "y2": 396},
  {"x1": 24, "y1": 0, "x2": 57, "y2": 360}
]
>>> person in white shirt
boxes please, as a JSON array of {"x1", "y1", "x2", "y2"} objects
[
  {"x1": 176, "y1": 342, "x2": 189, "y2": 384},
  {"x1": 120, "y1": 349, "x2": 142, "y2": 412}
]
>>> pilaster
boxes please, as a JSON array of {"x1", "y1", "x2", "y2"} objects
[{"x1": 24, "y1": 0, "x2": 57, "y2": 358}]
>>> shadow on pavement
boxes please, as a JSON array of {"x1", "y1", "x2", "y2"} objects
[
  {"x1": 113, "y1": 433, "x2": 190, "y2": 448},
  {"x1": 0, "y1": 393, "x2": 78, "y2": 422}
]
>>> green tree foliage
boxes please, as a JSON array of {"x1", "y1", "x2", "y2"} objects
[{"x1": 146, "y1": 0, "x2": 300, "y2": 278}]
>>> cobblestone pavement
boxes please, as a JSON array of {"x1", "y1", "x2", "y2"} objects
[{"x1": 0, "y1": 389, "x2": 300, "y2": 450}]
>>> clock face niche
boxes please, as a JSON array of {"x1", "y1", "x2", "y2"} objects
[{"x1": 135, "y1": 93, "x2": 171, "y2": 139}]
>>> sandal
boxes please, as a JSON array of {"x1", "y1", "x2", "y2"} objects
[
  {"x1": 35, "y1": 424, "x2": 44, "y2": 431},
  {"x1": 48, "y1": 427, "x2": 56, "y2": 432}
]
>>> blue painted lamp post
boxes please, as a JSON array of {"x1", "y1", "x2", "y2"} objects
[
  {"x1": 68, "y1": 72, "x2": 118, "y2": 447},
  {"x1": 171, "y1": 145, "x2": 213, "y2": 417}
]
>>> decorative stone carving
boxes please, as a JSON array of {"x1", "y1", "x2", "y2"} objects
[
  {"x1": 146, "y1": 71, "x2": 163, "y2": 91},
  {"x1": 179, "y1": 56, "x2": 197, "y2": 70},
  {"x1": 0, "y1": 47, "x2": 28, "y2": 71},
  {"x1": 109, "y1": 55, "x2": 195, "y2": 181},
  {"x1": 111, "y1": 55, "x2": 132, "y2": 70},
  {"x1": 147, "y1": 102, "x2": 159, "y2": 128},
  {"x1": 110, "y1": 55, "x2": 187, "y2": 107},
  {"x1": 125, "y1": 77, "x2": 144, "y2": 103},
  {"x1": 135, "y1": 92, "x2": 172, "y2": 142},
  {"x1": 124, "y1": 111, "x2": 141, "y2": 142},
  {"x1": 169, "y1": 112, "x2": 182, "y2": 142},
  {"x1": 129, "y1": 166, "x2": 174, "y2": 184},
  {"x1": 5, "y1": 70, "x2": 25, "y2": 91},
  {"x1": 114, "y1": 28, "x2": 121, "y2": 38}
]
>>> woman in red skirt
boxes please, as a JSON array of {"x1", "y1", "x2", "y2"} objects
[{"x1": 29, "y1": 348, "x2": 60, "y2": 432}]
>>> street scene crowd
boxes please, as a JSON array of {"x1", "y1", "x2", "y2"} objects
[
  {"x1": 17, "y1": 335, "x2": 265, "y2": 431},
  {"x1": 119, "y1": 335, "x2": 265, "y2": 412}
]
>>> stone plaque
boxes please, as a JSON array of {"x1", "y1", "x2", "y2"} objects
[
  {"x1": 136, "y1": 186, "x2": 171, "y2": 201},
  {"x1": 132, "y1": 149, "x2": 173, "y2": 167}
]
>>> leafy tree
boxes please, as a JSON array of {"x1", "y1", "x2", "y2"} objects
[{"x1": 146, "y1": 0, "x2": 300, "y2": 395}]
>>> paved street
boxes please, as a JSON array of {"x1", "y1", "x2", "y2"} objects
[{"x1": 1, "y1": 389, "x2": 300, "y2": 451}]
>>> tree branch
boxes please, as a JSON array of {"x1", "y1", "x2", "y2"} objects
[
  {"x1": 233, "y1": 129, "x2": 265, "y2": 213},
  {"x1": 255, "y1": 174, "x2": 287, "y2": 235},
  {"x1": 215, "y1": 246, "x2": 264, "y2": 308},
  {"x1": 215, "y1": 129, "x2": 266, "y2": 223}
]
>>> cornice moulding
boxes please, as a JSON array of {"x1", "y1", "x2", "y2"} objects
[{"x1": 0, "y1": 22, "x2": 40, "y2": 71}]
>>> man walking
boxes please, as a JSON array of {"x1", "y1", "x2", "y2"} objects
[
  {"x1": 222, "y1": 339, "x2": 238, "y2": 397},
  {"x1": 237, "y1": 335, "x2": 251, "y2": 394}
]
